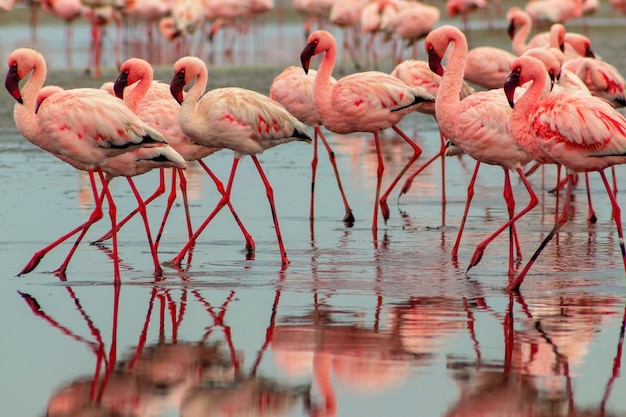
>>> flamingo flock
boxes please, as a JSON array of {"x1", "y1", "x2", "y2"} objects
[{"x1": 4, "y1": 1, "x2": 626, "y2": 293}]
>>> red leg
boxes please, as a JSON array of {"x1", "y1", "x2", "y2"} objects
[
  {"x1": 600, "y1": 170, "x2": 626, "y2": 273},
  {"x1": 452, "y1": 161, "x2": 481, "y2": 260},
  {"x1": 398, "y1": 150, "x2": 443, "y2": 198},
  {"x1": 177, "y1": 168, "x2": 194, "y2": 238},
  {"x1": 372, "y1": 132, "x2": 384, "y2": 236},
  {"x1": 251, "y1": 156, "x2": 289, "y2": 267},
  {"x1": 585, "y1": 172, "x2": 598, "y2": 223},
  {"x1": 170, "y1": 159, "x2": 238, "y2": 267},
  {"x1": 310, "y1": 127, "x2": 319, "y2": 221},
  {"x1": 154, "y1": 169, "x2": 180, "y2": 252},
  {"x1": 19, "y1": 170, "x2": 105, "y2": 276},
  {"x1": 506, "y1": 173, "x2": 574, "y2": 293},
  {"x1": 96, "y1": 169, "x2": 121, "y2": 283},
  {"x1": 467, "y1": 167, "x2": 539, "y2": 273},
  {"x1": 197, "y1": 159, "x2": 255, "y2": 254},
  {"x1": 93, "y1": 168, "x2": 166, "y2": 243},
  {"x1": 126, "y1": 177, "x2": 162, "y2": 276},
  {"x1": 502, "y1": 170, "x2": 519, "y2": 277},
  {"x1": 318, "y1": 127, "x2": 354, "y2": 224},
  {"x1": 379, "y1": 125, "x2": 423, "y2": 223}
]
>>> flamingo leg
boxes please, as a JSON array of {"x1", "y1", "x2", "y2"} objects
[
  {"x1": 585, "y1": 172, "x2": 598, "y2": 223},
  {"x1": 452, "y1": 161, "x2": 481, "y2": 261},
  {"x1": 93, "y1": 167, "x2": 167, "y2": 244},
  {"x1": 250, "y1": 155, "x2": 289, "y2": 267},
  {"x1": 154, "y1": 169, "x2": 180, "y2": 252},
  {"x1": 439, "y1": 131, "x2": 447, "y2": 206},
  {"x1": 318, "y1": 127, "x2": 354, "y2": 224},
  {"x1": 310, "y1": 127, "x2": 319, "y2": 222},
  {"x1": 397, "y1": 148, "x2": 443, "y2": 200},
  {"x1": 502, "y1": 170, "x2": 520, "y2": 277},
  {"x1": 197, "y1": 159, "x2": 255, "y2": 254},
  {"x1": 466, "y1": 167, "x2": 538, "y2": 273},
  {"x1": 126, "y1": 177, "x2": 163, "y2": 276},
  {"x1": 600, "y1": 170, "x2": 626, "y2": 273},
  {"x1": 612, "y1": 165, "x2": 618, "y2": 197},
  {"x1": 18, "y1": 170, "x2": 105, "y2": 276},
  {"x1": 372, "y1": 131, "x2": 384, "y2": 236},
  {"x1": 170, "y1": 158, "x2": 239, "y2": 267},
  {"x1": 177, "y1": 168, "x2": 194, "y2": 238},
  {"x1": 506, "y1": 173, "x2": 574, "y2": 293},
  {"x1": 94, "y1": 169, "x2": 121, "y2": 283},
  {"x1": 380, "y1": 125, "x2": 423, "y2": 223}
]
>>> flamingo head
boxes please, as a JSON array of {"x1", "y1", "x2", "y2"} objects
[
  {"x1": 424, "y1": 25, "x2": 463, "y2": 77},
  {"x1": 4, "y1": 61, "x2": 22, "y2": 104},
  {"x1": 170, "y1": 56, "x2": 204, "y2": 105},
  {"x1": 522, "y1": 48, "x2": 560, "y2": 89},
  {"x1": 565, "y1": 34, "x2": 595, "y2": 58},
  {"x1": 301, "y1": 30, "x2": 335, "y2": 75}
]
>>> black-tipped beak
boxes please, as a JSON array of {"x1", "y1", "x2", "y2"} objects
[
  {"x1": 300, "y1": 41, "x2": 317, "y2": 75},
  {"x1": 507, "y1": 20, "x2": 516, "y2": 40},
  {"x1": 559, "y1": 41, "x2": 565, "y2": 52},
  {"x1": 585, "y1": 46, "x2": 595, "y2": 58},
  {"x1": 504, "y1": 69, "x2": 521, "y2": 108},
  {"x1": 549, "y1": 71, "x2": 556, "y2": 92},
  {"x1": 113, "y1": 70, "x2": 129, "y2": 99},
  {"x1": 5, "y1": 64, "x2": 23, "y2": 104},
  {"x1": 427, "y1": 49, "x2": 444, "y2": 76},
  {"x1": 170, "y1": 70, "x2": 186, "y2": 105}
]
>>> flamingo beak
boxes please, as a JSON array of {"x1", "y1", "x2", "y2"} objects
[
  {"x1": 113, "y1": 70, "x2": 129, "y2": 99},
  {"x1": 585, "y1": 46, "x2": 595, "y2": 58},
  {"x1": 5, "y1": 64, "x2": 23, "y2": 104},
  {"x1": 504, "y1": 69, "x2": 521, "y2": 108},
  {"x1": 170, "y1": 71, "x2": 186, "y2": 105},
  {"x1": 549, "y1": 72, "x2": 556, "y2": 92},
  {"x1": 507, "y1": 20, "x2": 516, "y2": 40},
  {"x1": 300, "y1": 41, "x2": 317, "y2": 75},
  {"x1": 427, "y1": 49, "x2": 444, "y2": 76}
]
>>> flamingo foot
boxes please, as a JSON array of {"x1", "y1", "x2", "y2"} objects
[
  {"x1": 380, "y1": 200, "x2": 390, "y2": 224},
  {"x1": 466, "y1": 249, "x2": 484, "y2": 274},
  {"x1": 588, "y1": 211, "x2": 598, "y2": 223},
  {"x1": 343, "y1": 210, "x2": 355, "y2": 226},
  {"x1": 18, "y1": 252, "x2": 45, "y2": 276}
]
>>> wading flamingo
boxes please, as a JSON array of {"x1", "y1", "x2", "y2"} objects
[
  {"x1": 5, "y1": 48, "x2": 185, "y2": 279},
  {"x1": 391, "y1": 58, "x2": 475, "y2": 207},
  {"x1": 503, "y1": 55, "x2": 626, "y2": 292},
  {"x1": 103, "y1": 58, "x2": 256, "y2": 256},
  {"x1": 5, "y1": 52, "x2": 181, "y2": 282},
  {"x1": 300, "y1": 29, "x2": 435, "y2": 240},
  {"x1": 169, "y1": 56, "x2": 312, "y2": 268},
  {"x1": 270, "y1": 65, "x2": 354, "y2": 226},
  {"x1": 424, "y1": 25, "x2": 537, "y2": 277}
]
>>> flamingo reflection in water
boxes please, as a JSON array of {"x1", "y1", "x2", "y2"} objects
[{"x1": 446, "y1": 292, "x2": 625, "y2": 417}]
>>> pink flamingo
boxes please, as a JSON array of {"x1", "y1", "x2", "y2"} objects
[
  {"x1": 169, "y1": 56, "x2": 312, "y2": 268},
  {"x1": 329, "y1": 0, "x2": 368, "y2": 71},
  {"x1": 6, "y1": 54, "x2": 181, "y2": 282},
  {"x1": 39, "y1": 0, "x2": 83, "y2": 68},
  {"x1": 102, "y1": 58, "x2": 256, "y2": 256},
  {"x1": 380, "y1": 0, "x2": 440, "y2": 64},
  {"x1": 524, "y1": 0, "x2": 583, "y2": 27},
  {"x1": 464, "y1": 45, "x2": 517, "y2": 90},
  {"x1": 424, "y1": 25, "x2": 538, "y2": 276},
  {"x1": 5, "y1": 48, "x2": 185, "y2": 279},
  {"x1": 270, "y1": 65, "x2": 354, "y2": 226},
  {"x1": 562, "y1": 57, "x2": 626, "y2": 107},
  {"x1": 503, "y1": 55, "x2": 626, "y2": 292},
  {"x1": 391, "y1": 58, "x2": 475, "y2": 206},
  {"x1": 445, "y1": 0, "x2": 488, "y2": 34},
  {"x1": 300, "y1": 29, "x2": 435, "y2": 238}
]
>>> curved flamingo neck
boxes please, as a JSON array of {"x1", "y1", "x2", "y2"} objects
[
  {"x1": 126, "y1": 67, "x2": 153, "y2": 112},
  {"x1": 312, "y1": 42, "x2": 337, "y2": 125},
  {"x1": 186, "y1": 66, "x2": 209, "y2": 109},
  {"x1": 511, "y1": 13, "x2": 532, "y2": 55},
  {"x1": 435, "y1": 31, "x2": 467, "y2": 130},
  {"x1": 14, "y1": 56, "x2": 47, "y2": 141},
  {"x1": 509, "y1": 62, "x2": 547, "y2": 147}
]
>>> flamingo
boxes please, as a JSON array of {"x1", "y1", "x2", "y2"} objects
[
  {"x1": 445, "y1": 0, "x2": 488, "y2": 34},
  {"x1": 169, "y1": 56, "x2": 312, "y2": 268},
  {"x1": 562, "y1": 57, "x2": 626, "y2": 107},
  {"x1": 329, "y1": 0, "x2": 368, "y2": 71},
  {"x1": 464, "y1": 45, "x2": 517, "y2": 90},
  {"x1": 391, "y1": 58, "x2": 475, "y2": 206},
  {"x1": 524, "y1": 0, "x2": 583, "y2": 27},
  {"x1": 300, "y1": 29, "x2": 435, "y2": 238},
  {"x1": 503, "y1": 55, "x2": 626, "y2": 292},
  {"x1": 269, "y1": 65, "x2": 354, "y2": 225},
  {"x1": 103, "y1": 58, "x2": 256, "y2": 256},
  {"x1": 424, "y1": 25, "x2": 538, "y2": 277},
  {"x1": 39, "y1": 0, "x2": 83, "y2": 68},
  {"x1": 380, "y1": 0, "x2": 440, "y2": 64},
  {"x1": 5, "y1": 50, "x2": 182, "y2": 282}
]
